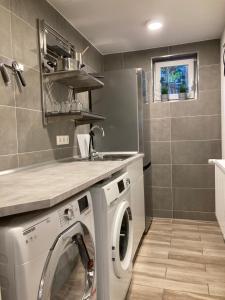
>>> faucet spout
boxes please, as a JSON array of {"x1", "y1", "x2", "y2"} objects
[
  {"x1": 88, "y1": 125, "x2": 105, "y2": 160},
  {"x1": 90, "y1": 125, "x2": 105, "y2": 137}
]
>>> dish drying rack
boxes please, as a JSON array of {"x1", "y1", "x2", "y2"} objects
[{"x1": 38, "y1": 19, "x2": 105, "y2": 126}]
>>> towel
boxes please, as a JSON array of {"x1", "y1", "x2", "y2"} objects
[{"x1": 77, "y1": 134, "x2": 90, "y2": 158}]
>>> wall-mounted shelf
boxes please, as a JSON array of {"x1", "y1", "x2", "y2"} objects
[
  {"x1": 44, "y1": 69, "x2": 104, "y2": 92},
  {"x1": 45, "y1": 110, "x2": 105, "y2": 125},
  {"x1": 38, "y1": 19, "x2": 105, "y2": 126}
]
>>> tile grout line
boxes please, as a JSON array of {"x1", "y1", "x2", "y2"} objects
[
  {"x1": 169, "y1": 103, "x2": 174, "y2": 219},
  {"x1": 150, "y1": 139, "x2": 221, "y2": 142},
  {"x1": 0, "y1": 104, "x2": 42, "y2": 113},
  {"x1": 207, "y1": 283, "x2": 210, "y2": 295},
  {"x1": 150, "y1": 113, "x2": 221, "y2": 120},
  {"x1": 0, "y1": 146, "x2": 77, "y2": 158},
  {"x1": 9, "y1": 3, "x2": 19, "y2": 168}
]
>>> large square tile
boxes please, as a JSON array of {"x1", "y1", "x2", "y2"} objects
[{"x1": 0, "y1": 106, "x2": 17, "y2": 155}]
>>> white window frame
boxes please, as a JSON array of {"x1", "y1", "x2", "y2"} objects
[{"x1": 153, "y1": 55, "x2": 198, "y2": 102}]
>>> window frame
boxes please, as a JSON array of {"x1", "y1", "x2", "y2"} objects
[{"x1": 151, "y1": 53, "x2": 199, "y2": 103}]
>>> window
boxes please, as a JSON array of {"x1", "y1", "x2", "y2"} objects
[{"x1": 152, "y1": 53, "x2": 198, "y2": 102}]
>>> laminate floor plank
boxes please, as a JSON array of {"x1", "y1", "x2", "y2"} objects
[
  {"x1": 136, "y1": 255, "x2": 206, "y2": 271},
  {"x1": 166, "y1": 267, "x2": 225, "y2": 285},
  {"x1": 128, "y1": 218, "x2": 225, "y2": 299},
  {"x1": 209, "y1": 284, "x2": 225, "y2": 298},
  {"x1": 132, "y1": 275, "x2": 209, "y2": 295},
  {"x1": 163, "y1": 289, "x2": 225, "y2": 300},
  {"x1": 126, "y1": 283, "x2": 163, "y2": 300}
]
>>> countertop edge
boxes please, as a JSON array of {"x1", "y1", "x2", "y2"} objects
[{"x1": 0, "y1": 154, "x2": 144, "y2": 218}]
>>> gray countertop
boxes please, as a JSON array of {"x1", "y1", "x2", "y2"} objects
[{"x1": 0, "y1": 154, "x2": 143, "y2": 217}]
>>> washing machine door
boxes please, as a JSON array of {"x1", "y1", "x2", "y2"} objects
[
  {"x1": 112, "y1": 200, "x2": 133, "y2": 278},
  {"x1": 37, "y1": 221, "x2": 95, "y2": 300}
]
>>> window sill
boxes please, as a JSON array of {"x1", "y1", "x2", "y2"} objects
[{"x1": 153, "y1": 98, "x2": 197, "y2": 104}]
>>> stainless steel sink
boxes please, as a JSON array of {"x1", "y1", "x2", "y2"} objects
[
  {"x1": 63, "y1": 154, "x2": 134, "y2": 163},
  {"x1": 93, "y1": 154, "x2": 134, "y2": 161}
]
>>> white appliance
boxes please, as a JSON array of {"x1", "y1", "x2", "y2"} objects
[
  {"x1": 91, "y1": 172, "x2": 133, "y2": 300},
  {"x1": 212, "y1": 160, "x2": 225, "y2": 238},
  {"x1": 0, "y1": 191, "x2": 96, "y2": 300},
  {"x1": 126, "y1": 158, "x2": 145, "y2": 258}
]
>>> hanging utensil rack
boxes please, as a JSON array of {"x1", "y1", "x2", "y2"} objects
[{"x1": 0, "y1": 56, "x2": 25, "y2": 87}]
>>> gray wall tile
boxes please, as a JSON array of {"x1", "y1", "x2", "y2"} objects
[
  {"x1": 150, "y1": 102, "x2": 170, "y2": 119},
  {"x1": 151, "y1": 142, "x2": 171, "y2": 164},
  {"x1": 16, "y1": 109, "x2": 75, "y2": 153},
  {"x1": 171, "y1": 140, "x2": 221, "y2": 164},
  {"x1": 144, "y1": 184, "x2": 151, "y2": 217},
  {"x1": 104, "y1": 54, "x2": 124, "y2": 71},
  {"x1": 151, "y1": 118, "x2": 171, "y2": 141},
  {"x1": 196, "y1": 39, "x2": 220, "y2": 66},
  {"x1": 151, "y1": 187, "x2": 173, "y2": 210},
  {"x1": 18, "y1": 147, "x2": 76, "y2": 167},
  {"x1": 173, "y1": 188, "x2": 215, "y2": 212},
  {"x1": 172, "y1": 165, "x2": 215, "y2": 188},
  {"x1": 151, "y1": 164, "x2": 171, "y2": 187},
  {"x1": 199, "y1": 65, "x2": 220, "y2": 91},
  {"x1": 152, "y1": 209, "x2": 173, "y2": 218},
  {"x1": 168, "y1": 43, "x2": 197, "y2": 56},
  {"x1": 0, "y1": 106, "x2": 17, "y2": 155},
  {"x1": 124, "y1": 50, "x2": 150, "y2": 70},
  {"x1": 170, "y1": 90, "x2": 221, "y2": 117},
  {"x1": 15, "y1": 68, "x2": 41, "y2": 110},
  {"x1": 173, "y1": 211, "x2": 216, "y2": 221},
  {"x1": 0, "y1": 6, "x2": 12, "y2": 58},
  {"x1": 171, "y1": 115, "x2": 221, "y2": 141},
  {"x1": 10, "y1": 0, "x2": 52, "y2": 28},
  {"x1": 0, "y1": 155, "x2": 18, "y2": 171},
  {"x1": 11, "y1": 15, "x2": 39, "y2": 69},
  {"x1": 0, "y1": 72, "x2": 15, "y2": 106},
  {"x1": 0, "y1": 0, "x2": 10, "y2": 9}
]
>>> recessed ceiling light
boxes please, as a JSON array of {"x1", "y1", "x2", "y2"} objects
[{"x1": 147, "y1": 21, "x2": 163, "y2": 31}]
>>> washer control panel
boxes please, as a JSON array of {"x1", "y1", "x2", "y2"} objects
[
  {"x1": 103, "y1": 172, "x2": 131, "y2": 206},
  {"x1": 64, "y1": 207, "x2": 74, "y2": 220},
  {"x1": 57, "y1": 193, "x2": 91, "y2": 227}
]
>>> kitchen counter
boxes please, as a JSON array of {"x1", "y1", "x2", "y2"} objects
[{"x1": 0, "y1": 154, "x2": 143, "y2": 217}]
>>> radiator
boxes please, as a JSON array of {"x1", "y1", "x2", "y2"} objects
[{"x1": 211, "y1": 159, "x2": 225, "y2": 239}]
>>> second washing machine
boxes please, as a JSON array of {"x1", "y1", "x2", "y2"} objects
[{"x1": 91, "y1": 172, "x2": 133, "y2": 300}]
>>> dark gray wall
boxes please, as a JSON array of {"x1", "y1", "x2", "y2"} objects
[
  {"x1": 0, "y1": 0, "x2": 103, "y2": 171},
  {"x1": 104, "y1": 40, "x2": 221, "y2": 221}
]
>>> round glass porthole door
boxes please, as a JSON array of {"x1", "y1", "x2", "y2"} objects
[
  {"x1": 112, "y1": 201, "x2": 133, "y2": 278},
  {"x1": 119, "y1": 209, "x2": 130, "y2": 261},
  {"x1": 38, "y1": 222, "x2": 95, "y2": 300}
]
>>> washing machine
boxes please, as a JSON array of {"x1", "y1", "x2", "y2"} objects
[
  {"x1": 0, "y1": 191, "x2": 96, "y2": 300},
  {"x1": 91, "y1": 172, "x2": 133, "y2": 300}
]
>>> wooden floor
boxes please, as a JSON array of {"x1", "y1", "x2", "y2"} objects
[{"x1": 127, "y1": 218, "x2": 225, "y2": 300}]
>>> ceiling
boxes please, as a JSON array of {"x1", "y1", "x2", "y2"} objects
[{"x1": 48, "y1": 0, "x2": 225, "y2": 55}]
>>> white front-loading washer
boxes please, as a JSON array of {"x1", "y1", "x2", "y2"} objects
[
  {"x1": 0, "y1": 191, "x2": 96, "y2": 300},
  {"x1": 91, "y1": 172, "x2": 133, "y2": 300}
]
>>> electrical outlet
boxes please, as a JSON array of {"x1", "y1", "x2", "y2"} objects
[{"x1": 56, "y1": 135, "x2": 69, "y2": 145}]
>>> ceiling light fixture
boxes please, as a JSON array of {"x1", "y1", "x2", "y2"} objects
[{"x1": 147, "y1": 21, "x2": 163, "y2": 31}]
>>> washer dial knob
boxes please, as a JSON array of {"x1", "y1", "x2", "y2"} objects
[
  {"x1": 64, "y1": 208, "x2": 74, "y2": 220},
  {"x1": 126, "y1": 178, "x2": 131, "y2": 186}
]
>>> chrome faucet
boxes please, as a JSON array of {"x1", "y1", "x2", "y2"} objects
[{"x1": 88, "y1": 125, "x2": 105, "y2": 160}]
